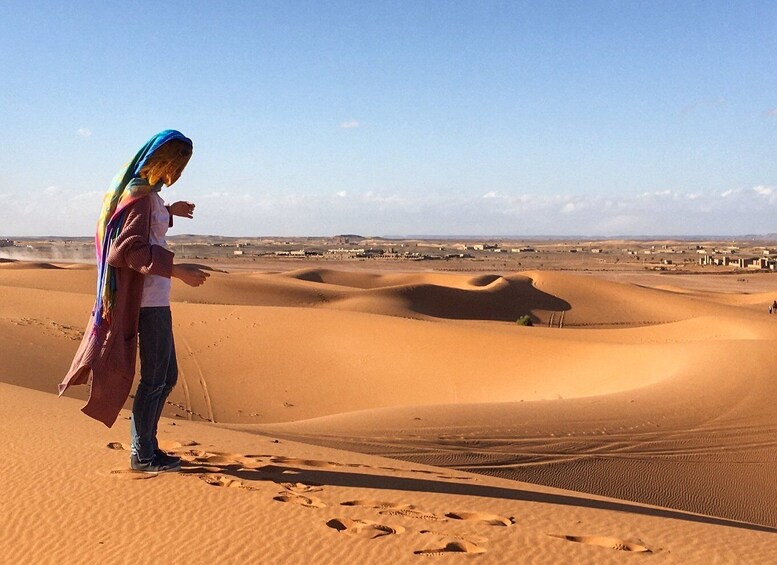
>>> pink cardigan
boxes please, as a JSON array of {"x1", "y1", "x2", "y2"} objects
[{"x1": 59, "y1": 196, "x2": 174, "y2": 427}]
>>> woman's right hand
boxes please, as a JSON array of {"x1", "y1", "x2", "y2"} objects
[{"x1": 171, "y1": 264, "x2": 211, "y2": 287}]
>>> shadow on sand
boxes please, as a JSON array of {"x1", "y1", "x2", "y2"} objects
[{"x1": 179, "y1": 460, "x2": 777, "y2": 534}]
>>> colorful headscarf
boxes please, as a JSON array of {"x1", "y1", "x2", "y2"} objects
[{"x1": 93, "y1": 129, "x2": 193, "y2": 326}]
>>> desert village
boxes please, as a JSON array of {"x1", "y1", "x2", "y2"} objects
[{"x1": 3, "y1": 235, "x2": 777, "y2": 273}]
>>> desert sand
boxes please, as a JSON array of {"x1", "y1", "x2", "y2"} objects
[{"x1": 2, "y1": 260, "x2": 777, "y2": 563}]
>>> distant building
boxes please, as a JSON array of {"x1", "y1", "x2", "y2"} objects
[
  {"x1": 276, "y1": 249, "x2": 322, "y2": 257},
  {"x1": 327, "y1": 248, "x2": 366, "y2": 257},
  {"x1": 748, "y1": 258, "x2": 772, "y2": 270},
  {"x1": 473, "y1": 243, "x2": 499, "y2": 251}
]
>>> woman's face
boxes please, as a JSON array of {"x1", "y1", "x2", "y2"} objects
[
  {"x1": 139, "y1": 138, "x2": 193, "y2": 186},
  {"x1": 163, "y1": 151, "x2": 192, "y2": 186}
]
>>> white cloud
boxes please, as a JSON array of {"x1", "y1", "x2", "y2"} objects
[
  {"x1": 752, "y1": 185, "x2": 776, "y2": 204},
  {"x1": 2, "y1": 185, "x2": 777, "y2": 237},
  {"x1": 76, "y1": 127, "x2": 92, "y2": 137},
  {"x1": 767, "y1": 108, "x2": 777, "y2": 116},
  {"x1": 339, "y1": 120, "x2": 360, "y2": 129}
]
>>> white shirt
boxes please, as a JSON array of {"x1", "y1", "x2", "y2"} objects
[{"x1": 140, "y1": 193, "x2": 172, "y2": 307}]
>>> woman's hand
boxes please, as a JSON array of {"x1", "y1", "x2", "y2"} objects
[
  {"x1": 169, "y1": 201, "x2": 195, "y2": 219},
  {"x1": 171, "y1": 264, "x2": 210, "y2": 287}
]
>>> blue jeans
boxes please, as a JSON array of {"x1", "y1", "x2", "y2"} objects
[{"x1": 130, "y1": 307, "x2": 178, "y2": 460}]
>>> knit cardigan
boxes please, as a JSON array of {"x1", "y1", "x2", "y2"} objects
[{"x1": 59, "y1": 196, "x2": 174, "y2": 427}]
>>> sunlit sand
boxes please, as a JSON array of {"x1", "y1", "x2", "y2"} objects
[{"x1": 2, "y1": 260, "x2": 777, "y2": 563}]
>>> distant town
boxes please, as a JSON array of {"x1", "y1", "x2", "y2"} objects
[{"x1": 3, "y1": 235, "x2": 777, "y2": 274}]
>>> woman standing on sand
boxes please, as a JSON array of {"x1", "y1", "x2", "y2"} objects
[{"x1": 59, "y1": 129, "x2": 209, "y2": 473}]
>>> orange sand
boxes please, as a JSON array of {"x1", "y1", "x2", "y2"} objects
[{"x1": 2, "y1": 261, "x2": 777, "y2": 563}]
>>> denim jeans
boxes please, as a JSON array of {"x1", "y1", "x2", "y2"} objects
[{"x1": 130, "y1": 307, "x2": 178, "y2": 460}]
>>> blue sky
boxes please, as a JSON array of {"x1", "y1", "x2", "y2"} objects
[{"x1": 1, "y1": 1, "x2": 776, "y2": 236}]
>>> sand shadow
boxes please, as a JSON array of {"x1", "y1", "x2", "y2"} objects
[
  {"x1": 179, "y1": 461, "x2": 777, "y2": 534},
  {"x1": 286, "y1": 269, "x2": 571, "y2": 322},
  {"x1": 397, "y1": 279, "x2": 571, "y2": 322}
]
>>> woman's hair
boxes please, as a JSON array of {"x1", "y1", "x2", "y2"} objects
[{"x1": 139, "y1": 139, "x2": 193, "y2": 186}]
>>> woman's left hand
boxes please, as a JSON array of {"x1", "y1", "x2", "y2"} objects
[{"x1": 169, "y1": 201, "x2": 195, "y2": 219}]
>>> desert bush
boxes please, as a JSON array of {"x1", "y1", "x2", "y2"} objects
[{"x1": 516, "y1": 315, "x2": 533, "y2": 326}]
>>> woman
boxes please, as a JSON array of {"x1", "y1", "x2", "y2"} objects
[{"x1": 59, "y1": 129, "x2": 209, "y2": 473}]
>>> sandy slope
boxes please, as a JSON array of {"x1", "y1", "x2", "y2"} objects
[
  {"x1": 2, "y1": 383, "x2": 776, "y2": 564},
  {"x1": 2, "y1": 261, "x2": 777, "y2": 562}
]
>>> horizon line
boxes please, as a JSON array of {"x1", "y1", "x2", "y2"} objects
[{"x1": 4, "y1": 233, "x2": 777, "y2": 241}]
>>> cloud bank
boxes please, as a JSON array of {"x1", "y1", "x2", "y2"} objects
[{"x1": 1, "y1": 186, "x2": 775, "y2": 237}]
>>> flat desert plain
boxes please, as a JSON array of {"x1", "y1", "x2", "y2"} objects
[{"x1": 2, "y1": 259, "x2": 777, "y2": 563}]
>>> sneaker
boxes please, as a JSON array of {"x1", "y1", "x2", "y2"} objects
[
  {"x1": 130, "y1": 453, "x2": 182, "y2": 473},
  {"x1": 154, "y1": 449, "x2": 182, "y2": 468}
]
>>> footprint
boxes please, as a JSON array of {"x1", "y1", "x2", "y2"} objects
[
  {"x1": 445, "y1": 512, "x2": 515, "y2": 527},
  {"x1": 414, "y1": 541, "x2": 487, "y2": 556},
  {"x1": 257, "y1": 464, "x2": 298, "y2": 475},
  {"x1": 106, "y1": 442, "x2": 125, "y2": 450},
  {"x1": 109, "y1": 469, "x2": 158, "y2": 481},
  {"x1": 341, "y1": 500, "x2": 446, "y2": 522},
  {"x1": 157, "y1": 439, "x2": 199, "y2": 451},
  {"x1": 379, "y1": 508, "x2": 447, "y2": 522},
  {"x1": 271, "y1": 456, "x2": 338, "y2": 469},
  {"x1": 280, "y1": 482, "x2": 323, "y2": 494},
  {"x1": 274, "y1": 492, "x2": 326, "y2": 508},
  {"x1": 420, "y1": 530, "x2": 488, "y2": 544},
  {"x1": 182, "y1": 451, "x2": 242, "y2": 466},
  {"x1": 341, "y1": 500, "x2": 413, "y2": 510},
  {"x1": 202, "y1": 454, "x2": 237, "y2": 465},
  {"x1": 549, "y1": 534, "x2": 651, "y2": 553},
  {"x1": 326, "y1": 518, "x2": 404, "y2": 539},
  {"x1": 198, "y1": 474, "x2": 253, "y2": 490}
]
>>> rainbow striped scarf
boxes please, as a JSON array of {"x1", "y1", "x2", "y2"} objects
[{"x1": 94, "y1": 129, "x2": 192, "y2": 326}]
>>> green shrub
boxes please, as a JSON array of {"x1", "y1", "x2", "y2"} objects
[{"x1": 516, "y1": 315, "x2": 533, "y2": 326}]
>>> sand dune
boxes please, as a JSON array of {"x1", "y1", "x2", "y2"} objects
[
  {"x1": 5, "y1": 382, "x2": 776, "y2": 564},
  {"x1": 2, "y1": 263, "x2": 777, "y2": 562}
]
